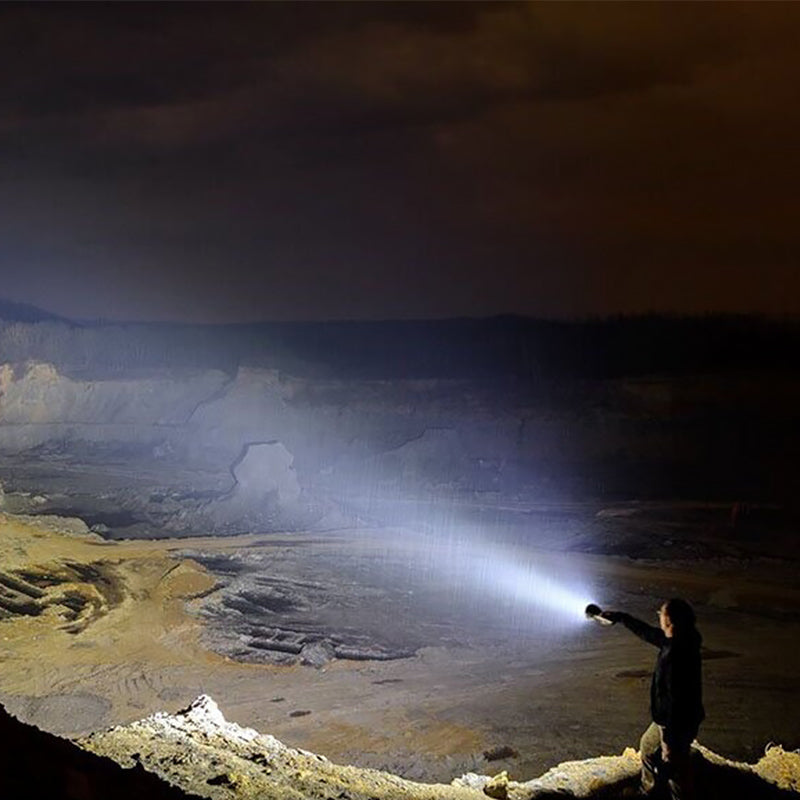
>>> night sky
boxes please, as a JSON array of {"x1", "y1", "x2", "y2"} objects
[{"x1": 2, "y1": 2, "x2": 800, "y2": 323}]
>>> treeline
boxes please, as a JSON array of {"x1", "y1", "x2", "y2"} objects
[{"x1": 0, "y1": 314, "x2": 798, "y2": 380}]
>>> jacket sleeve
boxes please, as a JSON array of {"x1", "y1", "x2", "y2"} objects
[{"x1": 613, "y1": 612, "x2": 666, "y2": 647}]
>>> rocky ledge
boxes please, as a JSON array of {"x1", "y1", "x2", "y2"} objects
[{"x1": 4, "y1": 693, "x2": 797, "y2": 800}]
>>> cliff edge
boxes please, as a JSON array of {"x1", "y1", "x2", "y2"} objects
[{"x1": 16, "y1": 694, "x2": 792, "y2": 800}]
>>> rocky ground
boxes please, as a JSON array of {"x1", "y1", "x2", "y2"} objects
[
  {"x1": 0, "y1": 505, "x2": 798, "y2": 790},
  {"x1": 3, "y1": 691, "x2": 798, "y2": 800}
]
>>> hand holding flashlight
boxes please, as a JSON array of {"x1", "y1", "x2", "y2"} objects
[{"x1": 585, "y1": 603, "x2": 618, "y2": 626}]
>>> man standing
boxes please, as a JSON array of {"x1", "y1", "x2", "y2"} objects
[{"x1": 600, "y1": 599, "x2": 704, "y2": 799}]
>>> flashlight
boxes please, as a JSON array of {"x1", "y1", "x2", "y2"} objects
[{"x1": 585, "y1": 603, "x2": 613, "y2": 625}]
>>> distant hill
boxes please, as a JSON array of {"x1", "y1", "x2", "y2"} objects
[
  {"x1": 1, "y1": 310, "x2": 799, "y2": 379},
  {"x1": 0, "y1": 297, "x2": 67, "y2": 323}
]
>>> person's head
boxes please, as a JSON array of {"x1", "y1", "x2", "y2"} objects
[{"x1": 659, "y1": 598, "x2": 696, "y2": 638}]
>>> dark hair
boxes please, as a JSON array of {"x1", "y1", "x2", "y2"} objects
[{"x1": 664, "y1": 598, "x2": 696, "y2": 633}]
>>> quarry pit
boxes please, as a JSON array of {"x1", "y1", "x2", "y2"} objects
[{"x1": 0, "y1": 317, "x2": 799, "y2": 794}]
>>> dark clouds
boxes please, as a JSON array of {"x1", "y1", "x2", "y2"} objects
[{"x1": 1, "y1": 2, "x2": 800, "y2": 322}]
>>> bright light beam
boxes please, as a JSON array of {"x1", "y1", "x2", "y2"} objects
[
  {"x1": 398, "y1": 514, "x2": 596, "y2": 629},
  {"x1": 497, "y1": 557, "x2": 595, "y2": 624}
]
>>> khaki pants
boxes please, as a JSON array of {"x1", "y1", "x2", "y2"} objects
[{"x1": 639, "y1": 722, "x2": 696, "y2": 799}]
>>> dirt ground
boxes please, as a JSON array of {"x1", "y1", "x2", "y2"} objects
[{"x1": 1, "y1": 510, "x2": 798, "y2": 784}]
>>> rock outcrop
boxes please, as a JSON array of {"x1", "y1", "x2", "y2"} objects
[
  {"x1": 78, "y1": 695, "x2": 800, "y2": 800},
  {"x1": 1, "y1": 680, "x2": 799, "y2": 799},
  {"x1": 82, "y1": 695, "x2": 477, "y2": 800},
  {"x1": 0, "y1": 361, "x2": 230, "y2": 452}
]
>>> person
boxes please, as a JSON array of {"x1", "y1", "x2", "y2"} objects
[{"x1": 600, "y1": 599, "x2": 704, "y2": 799}]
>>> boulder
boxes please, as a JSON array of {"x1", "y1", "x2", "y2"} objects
[{"x1": 300, "y1": 640, "x2": 336, "y2": 668}]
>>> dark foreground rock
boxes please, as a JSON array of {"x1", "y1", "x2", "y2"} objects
[{"x1": 0, "y1": 699, "x2": 202, "y2": 800}]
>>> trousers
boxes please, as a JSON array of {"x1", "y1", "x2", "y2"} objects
[{"x1": 639, "y1": 721, "x2": 697, "y2": 799}]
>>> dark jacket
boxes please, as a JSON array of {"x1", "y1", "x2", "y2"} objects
[{"x1": 615, "y1": 613, "x2": 704, "y2": 732}]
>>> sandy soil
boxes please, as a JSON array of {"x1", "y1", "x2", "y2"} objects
[{"x1": 0, "y1": 511, "x2": 798, "y2": 784}]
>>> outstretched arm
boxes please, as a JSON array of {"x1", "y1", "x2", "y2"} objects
[{"x1": 602, "y1": 611, "x2": 666, "y2": 647}]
